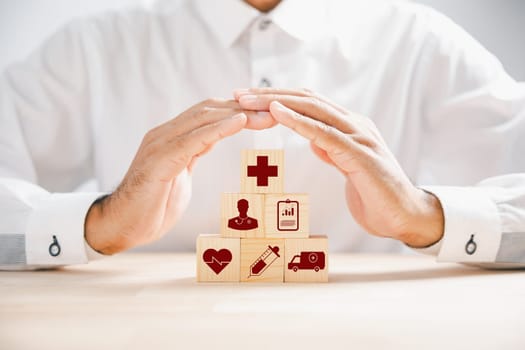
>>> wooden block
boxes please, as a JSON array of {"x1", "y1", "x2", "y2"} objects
[
  {"x1": 240, "y1": 149, "x2": 284, "y2": 194},
  {"x1": 264, "y1": 193, "x2": 309, "y2": 239},
  {"x1": 284, "y1": 235, "x2": 328, "y2": 283},
  {"x1": 221, "y1": 193, "x2": 265, "y2": 238},
  {"x1": 196, "y1": 234, "x2": 240, "y2": 282},
  {"x1": 240, "y1": 238, "x2": 284, "y2": 283}
]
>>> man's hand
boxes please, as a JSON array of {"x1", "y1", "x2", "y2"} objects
[
  {"x1": 235, "y1": 88, "x2": 444, "y2": 248},
  {"x1": 85, "y1": 99, "x2": 276, "y2": 254}
]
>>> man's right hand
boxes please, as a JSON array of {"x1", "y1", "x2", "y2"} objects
[{"x1": 85, "y1": 99, "x2": 276, "y2": 254}]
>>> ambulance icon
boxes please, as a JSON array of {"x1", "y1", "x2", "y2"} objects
[{"x1": 287, "y1": 251, "x2": 326, "y2": 272}]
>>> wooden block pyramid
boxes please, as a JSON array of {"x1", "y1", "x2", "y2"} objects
[{"x1": 196, "y1": 149, "x2": 328, "y2": 283}]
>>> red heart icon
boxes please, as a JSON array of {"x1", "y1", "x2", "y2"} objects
[{"x1": 203, "y1": 249, "x2": 233, "y2": 275}]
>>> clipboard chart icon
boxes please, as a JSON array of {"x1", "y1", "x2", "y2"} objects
[{"x1": 277, "y1": 199, "x2": 299, "y2": 231}]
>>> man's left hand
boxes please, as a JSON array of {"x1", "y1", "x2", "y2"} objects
[{"x1": 235, "y1": 88, "x2": 444, "y2": 248}]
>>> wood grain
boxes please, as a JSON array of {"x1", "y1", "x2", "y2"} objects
[
  {"x1": 196, "y1": 234, "x2": 240, "y2": 282},
  {"x1": 284, "y1": 235, "x2": 329, "y2": 283},
  {"x1": 240, "y1": 238, "x2": 284, "y2": 282},
  {"x1": 221, "y1": 193, "x2": 265, "y2": 238},
  {"x1": 264, "y1": 193, "x2": 309, "y2": 239},
  {"x1": 1, "y1": 253, "x2": 524, "y2": 350},
  {"x1": 240, "y1": 149, "x2": 284, "y2": 194}
]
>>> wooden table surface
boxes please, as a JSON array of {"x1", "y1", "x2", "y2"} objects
[{"x1": 1, "y1": 253, "x2": 524, "y2": 350}]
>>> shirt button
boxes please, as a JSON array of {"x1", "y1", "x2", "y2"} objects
[
  {"x1": 259, "y1": 78, "x2": 272, "y2": 87},
  {"x1": 465, "y1": 234, "x2": 477, "y2": 255},
  {"x1": 258, "y1": 18, "x2": 272, "y2": 31},
  {"x1": 48, "y1": 235, "x2": 61, "y2": 257}
]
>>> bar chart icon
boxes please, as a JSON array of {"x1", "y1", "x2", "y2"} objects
[{"x1": 277, "y1": 199, "x2": 299, "y2": 231}]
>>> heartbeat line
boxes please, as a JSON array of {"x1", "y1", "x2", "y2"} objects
[{"x1": 208, "y1": 257, "x2": 228, "y2": 266}]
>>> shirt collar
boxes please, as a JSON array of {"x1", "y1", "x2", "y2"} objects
[
  {"x1": 194, "y1": 0, "x2": 329, "y2": 47},
  {"x1": 194, "y1": 0, "x2": 259, "y2": 47}
]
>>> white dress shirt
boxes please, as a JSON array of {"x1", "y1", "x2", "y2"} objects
[{"x1": 1, "y1": 0, "x2": 525, "y2": 269}]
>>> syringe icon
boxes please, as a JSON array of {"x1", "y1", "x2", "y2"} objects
[{"x1": 249, "y1": 245, "x2": 280, "y2": 277}]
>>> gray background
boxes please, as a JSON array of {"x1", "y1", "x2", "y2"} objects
[
  {"x1": 416, "y1": 0, "x2": 525, "y2": 80},
  {"x1": 0, "y1": 0, "x2": 524, "y2": 79}
]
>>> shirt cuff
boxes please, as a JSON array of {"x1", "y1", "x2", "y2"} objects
[
  {"x1": 25, "y1": 192, "x2": 107, "y2": 266},
  {"x1": 421, "y1": 186, "x2": 502, "y2": 263}
]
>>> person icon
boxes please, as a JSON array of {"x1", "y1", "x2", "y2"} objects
[{"x1": 228, "y1": 199, "x2": 258, "y2": 230}]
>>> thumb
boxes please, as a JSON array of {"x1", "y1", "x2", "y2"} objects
[{"x1": 310, "y1": 142, "x2": 335, "y2": 166}]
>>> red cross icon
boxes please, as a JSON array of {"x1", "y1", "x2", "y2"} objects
[{"x1": 247, "y1": 156, "x2": 278, "y2": 187}]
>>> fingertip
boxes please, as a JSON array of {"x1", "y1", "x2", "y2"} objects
[
  {"x1": 233, "y1": 113, "x2": 249, "y2": 129},
  {"x1": 233, "y1": 88, "x2": 250, "y2": 100},
  {"x1": 269, "y1": 100, "x2": 285, "y2": 110},
  {"x1": 269, "y1": 101, "x2": 289, "y2": 120},
  {"x1": 232, "y1": 112, "x2": 248, "y2": 122},
  {"x1": 238, "y1": 94, "x2": 257, "y2": 104},
  {"x1": 244, "y1": 111, "x2": 277, "y2": 130},
  {"x1": 218, "y1": 113, "x2": 247, "y2": 137}
]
